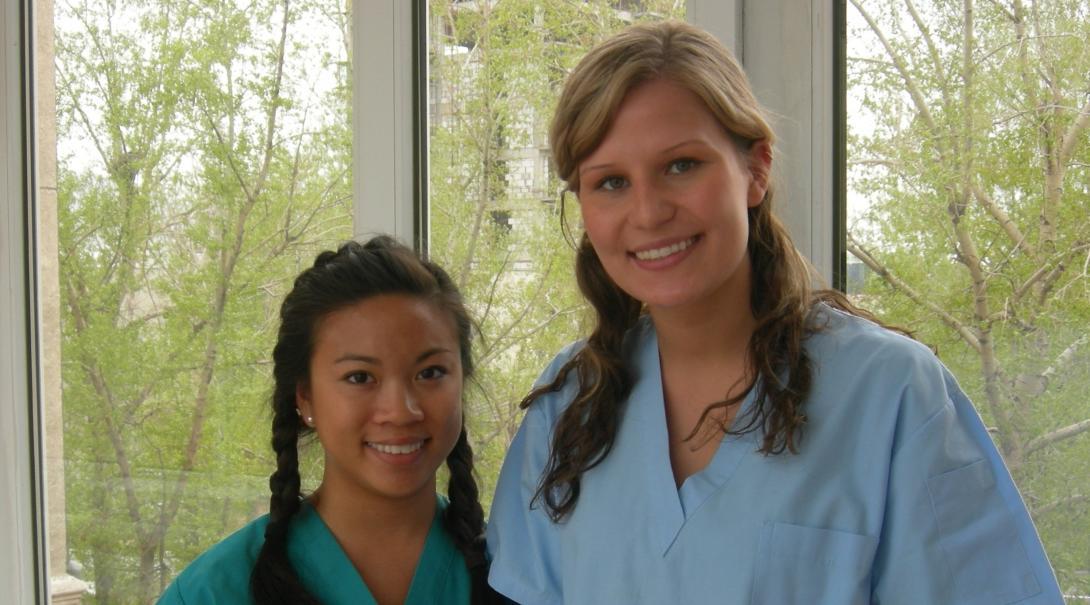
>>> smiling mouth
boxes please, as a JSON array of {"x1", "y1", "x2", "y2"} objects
[
  {"x1": 632, "y1": 236, "x2": 698, "y2": 261},
  {"x1": 367, "y1": 441, "x2": 424, "y2": 455}
]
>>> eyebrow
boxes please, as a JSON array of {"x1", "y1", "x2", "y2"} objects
[
  {"x1": 333, "y1": 347, "x2": 454, "y2": 365},
  {"x1": 578, "y1": 139, "x2": 705, "y2": 177}
]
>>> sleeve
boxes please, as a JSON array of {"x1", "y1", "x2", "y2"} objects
[
  {"x1": 486, "y1": 404, "x2": 564, "y2": 605},
  {"x1": 870, "y1": 359, "x2": 1064, "y2": 605},
  {"x1": 486, "y1": 350, "x2": 579, "y2": 605}
]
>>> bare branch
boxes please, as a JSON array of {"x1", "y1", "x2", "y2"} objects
[
  {"x1": 1009, "y1": 242, "x2": 1090, "y2": 308},
  {"x1": 1059, "y1": 98, "x2": 1090, "y2": 168},
  {"x1": 904, "y1": 0, "x2": 951, "y2": 110},
  {"x1": 479, "y1": 257, "x2": 556, "y2": 362},
  {"x1": 970, "y1": 185, "x2": 1036, "y2": 259},
  {"x1": 1033, "y1": 493, "x2": 1088, "y2": 517},
  {"x1": 1040, "y1": 334, "x2": 1089, "y2": 382},
  {"x1": 479, "y1": 305, "x2": 582, "y2": 369},
  {"x1": 1025, "y1": 418, "x2": 1090, "y2": 454},
  {"x1": 846, "y1": 233, "x2": 982, "y2": 351},
  {"x1": 850, "y1": 0, "x2": 937, "y2": 131}
]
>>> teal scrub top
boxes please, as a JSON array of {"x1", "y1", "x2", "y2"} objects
[
  {"x1": 158, "y1": 495, "x2": 471, "y2": 605},
  {"x1": 487, "y1": 306, "x2": 1063, "y2": 605}
]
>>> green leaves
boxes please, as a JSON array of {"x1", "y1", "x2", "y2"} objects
[
  {"x1": 57, "y1": 0, "x2": 352, "y2": 599},
  {"x1": 848, "y1": 0, "x2": 1090, "y2": 593}
]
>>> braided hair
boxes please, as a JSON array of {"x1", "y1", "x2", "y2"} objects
[{"x1": 249, "y1": 236, "x2": 498, "y2": 604}]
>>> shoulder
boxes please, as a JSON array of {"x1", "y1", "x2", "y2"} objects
[
  {"x1": 523, "y1": 316, "x2": 656, "y2": 431},
  {"x1": 533, "y1": 338, "x2": 586, "y2": 388},
  {"x1": 807, "y1": 303, "x2": 935, "y2": 369},
  {"x1": 159, "y1": 513, "x2": 270, "y2": 604},
  {"x1": 522, "y1": 338, "x2": 587, "y2": 427},
  {"x1": 803, "y1": 304, "x2": 958, "y2": 434}
]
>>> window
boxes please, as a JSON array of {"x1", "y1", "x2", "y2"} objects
[
  {"x1": 2, "y1": 0, "x2": 853, "y2": 602},
  {"x1": 846, "y1": 0, "x2": 1090, "y2": 595},
  {"x1": 27, "y1": 0, "x2": 354, "y2": 600}
]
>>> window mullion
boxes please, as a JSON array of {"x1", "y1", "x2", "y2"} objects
[
  {"x1": 354, "y1": 0, "x2": 419, "y2": 245},
  {"x1": 738, "y1": 0, "x2": 838, "y2": 286},
  {"x1": 1, "y1": 0, "x2": 49, "y2": 602}
]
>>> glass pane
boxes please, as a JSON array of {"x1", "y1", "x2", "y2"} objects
[
  {"x1": 846, "y1": 1, "x2": 1090, "y2": 597},
  {"x1": 426, "y1": 0, "x2": 686, "y2": 507},
  {"x1": 39, "y1": 0, "x2": 353, "y2": 600}
]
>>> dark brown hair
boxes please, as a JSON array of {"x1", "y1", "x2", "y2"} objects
[{"x1": 250, "y1": 236, "x2": 499, "y2": 604}]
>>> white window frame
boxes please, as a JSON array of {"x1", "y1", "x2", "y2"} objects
[
  {"x1": 1, "y1": 0, "x2": 833, "y2": 601},
  {"x1": 2, "y1": 0, "x2": 49, "y2": 602}
]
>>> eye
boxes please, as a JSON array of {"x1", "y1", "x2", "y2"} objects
[
  {"x1": 417, "y1": 365, "x2": 449, "y2": 381},
  {"x1": 344, "y1": 371, "x2": 374, "y2": 385},
  {"x1": 667, "y1": 158, "x2": 699, "y2": 175},
  {"x1": 596, "y1": 175, "x2": 628, "y2": 192}
]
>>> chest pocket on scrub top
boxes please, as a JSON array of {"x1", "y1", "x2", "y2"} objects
[{"x1": 750, "y1": 522, "x2": 878, "y2": 605}]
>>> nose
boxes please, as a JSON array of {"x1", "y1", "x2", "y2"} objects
[
  {"x1": 374, "y1": 382, "x2": 424, "y2": 424},
  {"x1": 630, "y1": 179, "x2": 674, "y2": 228}
]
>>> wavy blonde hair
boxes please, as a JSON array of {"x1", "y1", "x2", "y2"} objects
[{"x1": 525, "y1": 20, "x2": 870, "y2": 522}]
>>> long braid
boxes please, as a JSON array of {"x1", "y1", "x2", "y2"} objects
[
  {"x1": 444, "y1": 427, "x2": 503, "y2": 605},
  {"x1": 250, "y1": 388, "x2": 321, "y2": 605}
]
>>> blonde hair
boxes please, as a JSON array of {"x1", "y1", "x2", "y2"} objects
[
  {"x1": 525, "y1": 20, "x2": 868, "y2": 521},
  {"x1": 551, "y1": 20, "x2": 773, "y2": 191}
]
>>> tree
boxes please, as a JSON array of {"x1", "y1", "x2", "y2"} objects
[
  {"x1": 847, "y1": 0, "x2": 1090, "y2": 593},
  {"x1": 55, "y1": 0, "x2": 352, "y2": 600}
]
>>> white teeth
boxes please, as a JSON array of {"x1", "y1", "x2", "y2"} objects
[
  {"x1": 634, "y1": 237, "x2": 696, "y2": 261},
  {"x1": 368, "y1": 441, "x2": 423, "y2": 455}
]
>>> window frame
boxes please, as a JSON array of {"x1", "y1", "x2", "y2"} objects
[
  {"x1": 1, "y1": 0, "x2": 50, "y2": 601},
  {"x1": 1, "y1": 0, "x2": 836, "y2": 601}
]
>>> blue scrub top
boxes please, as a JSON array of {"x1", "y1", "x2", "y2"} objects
[
  {"x1": 487, "y1": 306, "x2": 1063, "y2": 605},
  {"x1": 159, "y1": 495, "x2": 471, "y2": 605}
]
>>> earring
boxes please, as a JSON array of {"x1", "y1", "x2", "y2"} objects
[{"x1": 305, "y1": 416, "x2": 314, "y2": 426}]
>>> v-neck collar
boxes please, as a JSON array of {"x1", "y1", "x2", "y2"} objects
[
  {"x1": 629, "y1": 317, "x2": 758, "y2": 556},
  {"x1": 288, "y1": 496, "x2": 462, "y2": 605}
]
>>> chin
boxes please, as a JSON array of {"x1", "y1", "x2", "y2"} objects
[{"x1": 631, "y1": 288, "x2": 698, "y2": 310}]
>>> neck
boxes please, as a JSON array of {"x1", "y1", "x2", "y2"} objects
[
  {"x1": 309, "y1": 477, "x2": 438, "y2": 605},
  {"x1": 648, "y1": 264, "x2": 756, "y2": 366},
  {"x1": 310, "y1": 479, "x2": 436, "y2": 547}
]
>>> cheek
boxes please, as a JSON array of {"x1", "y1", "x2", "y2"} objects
[
  {"x1": 579, "y1": 205, "x2": 611, "y2": 245},
  {"x1": 437, "y1": 383, "x2": 463, "y2": 433}
]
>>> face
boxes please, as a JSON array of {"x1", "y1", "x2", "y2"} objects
[
  {"x1": 576, "y1": 78, "x2": 771, "y2": 315},
  {"x1": 297, "y1": 294, "x2": 464, "y2": 506}
]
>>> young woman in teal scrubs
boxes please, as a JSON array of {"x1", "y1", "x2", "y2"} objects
[
  {"x1": 159, "y1": 236, "x2": 504, "y2": 605},
  {"x1": 486, "y1": 20, "x2": 1064, "y2": 605}
]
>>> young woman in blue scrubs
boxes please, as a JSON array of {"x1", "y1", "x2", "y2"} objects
[
  {"x1": 158, "y1": 237, "x2": 504, "y2": 605},
  {"x1": 486, "y1": 21, "x2": 1064, "y2": 605}
]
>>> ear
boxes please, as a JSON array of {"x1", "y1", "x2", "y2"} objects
[
  {"x1": 295, "y1": 380, "x2": 313, "y2": 425},
  {"x1": 746, "y1": 139, "x2": 772, "y2": 208}
]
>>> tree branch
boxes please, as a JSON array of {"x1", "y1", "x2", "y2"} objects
[
  {"x1": 847, "y1": 233, "x2": 983, "y2": 352},
  {"x1": 850, "y1": 0, "x2": 937, "y2": 131},
  {"x1": 904, "y1": 0, "x2": 951, "y2": 111},
  {"x1": 1059, "y1": 98, "x2": 1090, "y2": 168},
  {"x1": 1025, "y1": 418, "x2": 1090, "y2": 454},
  {"x1": 1033, "y1": 493, "x2": 1088, "y2": 517},
  {"x1": 1040, "y1": 334, "x2": 1089, "y2": 382},
  {"x1": 970, "y1": 184, "x2": 1036, "y2": 258}
]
